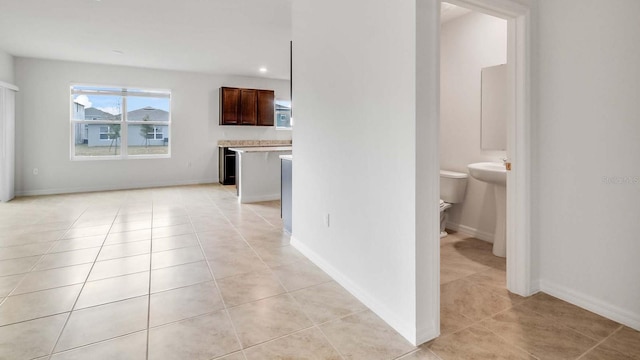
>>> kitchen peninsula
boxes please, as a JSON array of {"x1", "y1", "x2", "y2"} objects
[{"x1": 229, "y1": 146, "x2": 292, "y2": 203}]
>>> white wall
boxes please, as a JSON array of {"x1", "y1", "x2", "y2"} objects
[
  {"x1": 0, "y1": 49, "x2": 14, "y2": 84},
  {"x1": 14, "y1": 57, "x2": 290, "y2": 195},
  {"x1": 440, "y1": 12, "x2": 507, "y2": 241},
  {"x1": 537, "y1": 0, "x2": 640, "y2": 329},
  {"x1": 291, "y1": 0, "x2": 428, "y2": 344}
]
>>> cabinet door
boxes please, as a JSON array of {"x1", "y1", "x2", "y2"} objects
[
  {"x1": 220, "y1": 87, "x2": 240, "y2": 125},
  {"x1": 239, "y1": 89, "x2": 257, "y2": 125},
  {"x1": 257, "y1": 90, "x2": 275, "y2": 126}
]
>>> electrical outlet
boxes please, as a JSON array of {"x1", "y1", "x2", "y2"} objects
[{"x1": 32, "y1": 168, "x2": 39, "y2": 175}]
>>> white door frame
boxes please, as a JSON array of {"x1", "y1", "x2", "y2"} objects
[
  {"x1": 440, "y1": 0, "x2": 535, "y2": 296},
  {"x1": 417, "y1": 0, "x2": 534, "y2": 344}
]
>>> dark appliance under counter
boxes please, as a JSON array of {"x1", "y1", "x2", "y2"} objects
[{"x1": 219, "y1": 147, "x2": 236, "y2": 185}]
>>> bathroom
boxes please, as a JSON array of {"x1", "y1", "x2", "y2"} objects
[{"x1": 438, "y1": 2, "x2": 514, "y2": 334}]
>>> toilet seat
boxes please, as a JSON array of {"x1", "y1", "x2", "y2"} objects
[
  {"x1": 440, "y1": 199, "x2": 452, "y2": 212},
  {"x1": 440, "y1": 199, "x2": 452, "y2": 238}
]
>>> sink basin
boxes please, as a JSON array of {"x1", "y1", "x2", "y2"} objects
[{"x1": 467, "y1": 162, "x2": 506, "y2": 186}]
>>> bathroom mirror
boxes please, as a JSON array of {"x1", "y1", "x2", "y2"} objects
[{"x1": 481, "y1": 64, "x2": 507, "y2": 150}]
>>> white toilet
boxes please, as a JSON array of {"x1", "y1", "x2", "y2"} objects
[{"x1": 440, "y1": 170, "x2": 468, "y2": 238}]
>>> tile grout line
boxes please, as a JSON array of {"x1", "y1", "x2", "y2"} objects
[
  {"x1": 212, "y1": 193, "x2": 307, "y2": 352},
  {"x1": 2, "y1": 227, "x2": 80, "y2": 301},
  {"x1": 44, "y1": 328, "x2": 146, "y2": 358},
  {"x1": 0, "y1": 228, "x2": 72, "y2": 249},
  {"x1": 144, "y1": 199, "x2": 154, "y2": 360},
  {"x1": 0, "y1": 215, "x2": 88, "y2": 301},
  {"x1": 0, "y1": 306, "x2": 74, "y2": 329},
  {"x1": 471, "y1": 307, "x2": 542, "y2": 359},
  {"x1": 235, "y1": 323, "x2": 318, "y2": 356},
  {"x1": 508, "y1": 292, "x2": 625, "y2": 344},
  {"x1": 0, "y1": 241, "x2": 60, "y2": 259},
  {"x1": 232, "y1": 196, "x2": 367, "y2": 359},
  {"x1": 310, "y1": 321, "x2": 347, "y2": 360},
  {"x1": 45, "y1": 205, "x2": 124, "y2": 359},
  {"x1": 4, "y1": 251, "x2": 211, "y2": 300},
  {"x1": 189, "y1": 192, "x2": 247, "y2": 359},
  {"x1": 392, "y1": 348, "x2": 426, "y2": 360},
  {"x1": 439, "y1": 237, "x2": 541, "y2": 359},
  {"x1": 574, "y1": 325, "x2": 624, "y2": 360},
  {"x1": 2, "y1": 186, "x2": 418, "y2": 359},
  {"x1": 394, "y1": 349, "x2": 443, "y2": 360},
  {"x1": 239, "y1": 202, "x2": 350, "y2": 360},
  {"x1": 267, "y1": 264, "x2": 348, "y2": 359}
]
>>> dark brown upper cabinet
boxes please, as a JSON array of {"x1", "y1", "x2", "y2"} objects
[
  {"x1": 257, "y1": 90, "x2": 275, "y2": 126},
  {"x1": 239, "y1": 89, "x2": 257, "y2": 125},
  {"x1": 220, "y1": 87, "x2": 241, "y2": 125},
  {"x1": 220, "y1": 87, "x2": 275, "y2": 126}
]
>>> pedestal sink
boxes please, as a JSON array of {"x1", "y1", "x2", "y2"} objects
[{"x1": 467, "y1": 162, "x2": 507, "y2": 257}]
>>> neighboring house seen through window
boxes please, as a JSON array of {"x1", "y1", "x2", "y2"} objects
[{"x1": 70, "y1": 85, "x2": 171, "y2": 159}]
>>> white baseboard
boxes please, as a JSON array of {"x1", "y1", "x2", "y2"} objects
[
  {"x1": 416, "y1": 325, "x2": 439, "y2": 345},
  {"x1": 530, "y1": 279, "x2": 541, "y2": 295},
  {"x1": 540, "y1": 279, "x2": 640, "y2": 331},
  {"x1": 446, "y1": 222, "x2": 494, "y2": 243},
  {"x1": 290, "y1": 236, "x2": 419, "y2": 345},
  {"x1": 16, "y1": 178, "x2": 218, "y2": 197},
  {"x1": 239, "y1": 193, "x2": 280, "y2": 203}
]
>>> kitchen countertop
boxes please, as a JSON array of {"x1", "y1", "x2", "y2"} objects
[
  {"x1": 218, "y1": 140, "x2": 292, "y2": 148},
  {"x1": 229, "y1": 146, "x2": 292, "y2": 153}
]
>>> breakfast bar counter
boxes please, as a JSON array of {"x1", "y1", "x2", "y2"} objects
[{"x1": 229, "y1": 146, "x2": 292, "y2": 203}]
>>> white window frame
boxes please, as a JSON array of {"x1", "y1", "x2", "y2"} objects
[{"x1": 70, "y1": 85, "x2": 172, "y2": 161}]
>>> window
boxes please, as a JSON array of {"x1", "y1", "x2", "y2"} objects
[
  {"x1": 146, "y1": 127, "x2": 163, "y2": 140},
  {"x1": 99, "y1": 126, "x2": 119, "y2": 141},
  {"x1": 275, "y1": 100, "x2": 292, "y2": 130},
  {"x1": 70, "y1": 85, "x2": 171, "y2": 160}
]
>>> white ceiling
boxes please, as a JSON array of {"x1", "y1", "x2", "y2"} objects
[
  {"x1": 0, "y1": 0, "x2": 292, "y2": 79},
  {"x1": 441, "y1": 2, "x2": 472, "y2": 23}
]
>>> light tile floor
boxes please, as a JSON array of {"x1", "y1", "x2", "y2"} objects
[
  {"x1": 0, "y1": 185, "x2": 413, "y2": 360},
  {"x1": 0, "y1": 185, "x2": 638, "y2": 359},
  {"x1": 431, "y1": 232, "x2": 640, "y2": 360}
]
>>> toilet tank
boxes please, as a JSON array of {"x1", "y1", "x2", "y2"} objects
[{"x1": 440, "y1": 170, "x2": 468, "y2": 204}]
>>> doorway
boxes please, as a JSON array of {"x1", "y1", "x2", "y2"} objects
[
  {"x1": 415, "y1": 0, "x2": 533, "y2": 345},
  {"x1": 439, "y1": 0, "x2": 512, "y2": 338},
  {"x1": 442, "y1": 0, "x2": 534, "y2": 289}
]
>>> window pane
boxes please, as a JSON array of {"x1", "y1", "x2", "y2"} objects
[
  {"x1": 127, "y1": 96, "x2": 170, "y2": 122},
  {"x1": 74, "y1": 123, "x2": 122, "y2": 157},
  {"x1": 275, "y1": 100, "x2": 291, "y2": 128},
  {"x1": 127, "y1": 124, "x2": 169, "y2": 156},
  {"x1": 70, "y1": 86, "x2": 171, "y2": 160},
  {"x1": 72, "y1": 94, "x2": 122, "y2": 120}
]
